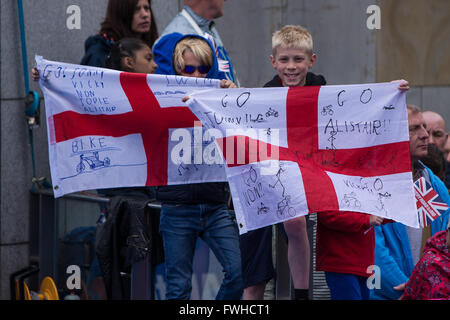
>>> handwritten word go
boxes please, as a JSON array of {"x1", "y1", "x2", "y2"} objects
[
  {"x1": 366, "y1": 5, "x2": 381, "y2": 30},
  {"x1": 221, "y1": 92, "x2": 251, "y2": 109},
  {"x1": 66, "y1": 5, "x2": 81, "y2": 30}
]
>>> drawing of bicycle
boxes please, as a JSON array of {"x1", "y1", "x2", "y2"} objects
[
  {"x1": 340, "y1": 192, "x2": 361, "y2": 209},
  {"x1": 71, "y1": 147, "x2": 118, "y2": 174},
  {"x1": 276, "y1": 195, "x2": 296, "y2": 219},
  {"x1": 265, "y1": 107, "x2": 279, "y2": 118},
  {"x1": 321, "y1": 105, "x2": 333, "y2": 116}
]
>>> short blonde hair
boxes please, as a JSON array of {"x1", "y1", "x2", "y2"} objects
[
  {"x1": 272, "y1": 25, "x2": 313, "y2": 57},
  {"x1": 173, "y1": 37, "x2": 213, "y2": 74}
]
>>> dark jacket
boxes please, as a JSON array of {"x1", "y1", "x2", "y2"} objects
[
  {"x1": 153, "y1": 32, "x2": 229, "y2": 205},
  {"x1": 95, "y1": 195, "x2": 164, "y2": 300},
  {"x1": 80, "y1": 34, "x2": 114, "y2": 67},
  {"x1": 264, "y1": 73, "x2": 327, "y2": 88}
]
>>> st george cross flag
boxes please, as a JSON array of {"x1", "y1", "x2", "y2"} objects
[
  {"x1": 187, "y1": 82, "x2": 420, "y2": 233},
  {"x1": 414, "y1": 177, "x2": 449, "y2": 228},
  {"x1": 36, "y1": 56, "x2": 226, "y2": 197}
]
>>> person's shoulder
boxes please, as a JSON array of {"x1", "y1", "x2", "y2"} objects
[
  {"x1": 158, "y1": 12, "x2": 195, "y2": 40},
  {"x1": 84, "y1": 34, "x2": 106, "y2": 45},
  {"x1": 305, "y1": 72, "x2": 327, "y2": 86},
  {"x1": 263, "y1": 75, "x2": 282, "y2": 87},
  {"x1": 81, "y1": 34, "x2": 112, "y2": 67},
  {"x1": 83, "y1": 34, "x2": 112, "y2": 53}
]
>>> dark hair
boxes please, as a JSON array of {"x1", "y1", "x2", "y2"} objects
[
  {"x1": 105, "y1": 37, "x2": 148, "y2": 71},
  {"x1": 100, "y1": 0, "x2": 158, "y2": 47},
  {"x1": 422, "y1": 143, "x2": 447, "y2": 181}
]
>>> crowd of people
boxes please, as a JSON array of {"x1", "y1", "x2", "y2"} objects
[{"x1": 33, "y1": 0, "x2": 449, "y2": 300}]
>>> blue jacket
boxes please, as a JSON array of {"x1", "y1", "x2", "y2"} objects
[
  {"x1": 151, "y1": 32, "x2": 229, "y2": 205},
  {"x1": 154, "y1": 6, "x2": 236, "y2": 83},
  {"x1": 370, "y1": 166, "x2": 450, "y2": 300},
  {"x1": 153, "y1": 32, "x2": 222, "y2": 80}
]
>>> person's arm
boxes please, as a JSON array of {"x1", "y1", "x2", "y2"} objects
[
  {"x1": 318, "y1": 210, "x2": 374, "y2": 232},
  {"x1": 373, "y1": 226, "x2": 409, "y2": 299},
  {"x1": 31, "y1": 67, "x2": 39, "y2": 81}
]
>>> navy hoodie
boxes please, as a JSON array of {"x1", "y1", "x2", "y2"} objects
[{"x1": 81, "y1": 34, "x2": 114, "y2": 67}]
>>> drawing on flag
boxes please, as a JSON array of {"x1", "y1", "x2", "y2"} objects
[
  {"x1": 186, "y1": 82, "x2": 420, "y2": 233},
  {"x1": 37, "y1": 56, "x2": 420, "y2": 233},
  {"x1": 414, "y1": 177, "x2": 449, "y2": 228},
  {"x1": 36, "y1": 56, "x2": 226, "y2": 197}
]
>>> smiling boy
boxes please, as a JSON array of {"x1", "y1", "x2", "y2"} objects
[
  {"x1": 240, "y1": 25, "x2": 326, "y2": 300},
  {"x1": 265, "y1": 25, "x2": 325, "y2": 88}
]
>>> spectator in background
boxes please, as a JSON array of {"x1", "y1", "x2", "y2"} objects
[
  {"x1": 370, "y1": 105, "x2": 450, "y2": 300},
  {"x1": 444, "y1": 136, "x2": 450, "y2": 163},
  {"x1": 153, "y1": 33, "x2": 242, "y2": 300},
  {"x1": 422, "y1": 110, "x2": 450, "y2": 189},
  {"x1": 444, "y1": 137, "x2": 450, "y2": 189},
  {"x1": 422, "y1": 111, "x2": 448, "y2": 152},
  {"x1": 400, "y1": 219, "x2": 450, "y2": 300},
  {"x1": 421, "y1": 143, "x2": 447, "y2": 182},
  {"x1": 81, "y1": 0, "x2": 159, "y2": 67},
  {"x1": 154, "y1": 0, "x2": 237, "y2": 83}
]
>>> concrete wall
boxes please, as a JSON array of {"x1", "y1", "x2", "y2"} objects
[{"x1": 1, "y1": 0, "x2": 449, "y2": 299}]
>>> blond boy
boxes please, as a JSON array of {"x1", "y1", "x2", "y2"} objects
[{"x1": 239, "y1": 25, "x2": 326, "y2": 300}]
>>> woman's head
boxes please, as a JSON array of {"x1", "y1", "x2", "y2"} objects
[
  {"x1": 105, "y1": 37, "x2": 158, "y2": 74},
  {"x1": 101, "y1": 0, "x2": 158, "y2": 46},
  {"x1": 173, "y1": 37, "x2": 213, "y2": 78}
]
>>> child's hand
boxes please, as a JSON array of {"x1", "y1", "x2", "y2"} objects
[
  {"x1": 369, "y1": 215, "x2": 384, "y2": 227},
  {"x1": 220, "y1": 79, "x2": 237, "y2": 89},
  {"x1": 393, "y1": 282, "x2": 406, "y2": 300},
  {"x1": 182, "y1": 96, "x2": 190, "y2": 103},
  {"x1": 32, "y1": 67, "x2": 40, "y2": 81},
  {"x1": 391, "y1": 79, "x2": 409, "y2": 91}
]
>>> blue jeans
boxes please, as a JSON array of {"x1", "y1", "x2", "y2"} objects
[
  {"x1": 159, "y1": 203, "x2": 243, "y2": 300},
  {"x1": 325, "y1": 272, "x2": 370, "y2": 300}
]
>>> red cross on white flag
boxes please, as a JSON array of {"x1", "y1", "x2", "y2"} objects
[
  {"x1": 37, "y1": 56, "x2": 226, "y2": 197},
  {"x1": 187, "y1": 82, "x2": 419, "y2": 233}
]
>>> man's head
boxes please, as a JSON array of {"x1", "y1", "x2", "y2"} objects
[
  {"x1": 270, "y1": 25, "x2": 316, "y2": 87},
  {"x1": 422, "y1": 110, "x2": 448, "y2": 152},
  {"x1": 408, "y1": 104, "x2": 429, "y2": 163},
  {"x1": 185, "y1": 0, "x2": 226, "y2": 20}
]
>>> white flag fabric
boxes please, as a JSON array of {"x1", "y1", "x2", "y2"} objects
[
  {"x1": 186, "y1": 82, "x2": 419, "y2": 233},
  {"x1": 36, "y1": 56, "x2": 226, "y2": 197}
]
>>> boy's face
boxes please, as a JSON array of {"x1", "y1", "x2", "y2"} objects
[
  {"x1": 270, "y1": 47, "x2": 316, "y2": 87},
  {"x1": 179, "y1": 50, "x2": 210, "y2": 78}
]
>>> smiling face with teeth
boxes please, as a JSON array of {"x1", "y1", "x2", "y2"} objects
[{"x1": 270, "y1": 46, "x2": 316, "y2": 87}]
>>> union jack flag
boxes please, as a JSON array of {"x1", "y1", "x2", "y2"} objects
[{"x1": 414, "y1": 177, "x2": 449, "y2": 227}]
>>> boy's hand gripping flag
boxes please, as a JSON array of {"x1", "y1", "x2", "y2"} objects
[
  {"x1": 187, "y1": 82, "x2": 420, "y2": 233},
  {"x1": 36, "y1": 56, "x2": 226, "y2": 197},
  {"x1": 414, "y1": 177, "x2": 449, "y2": 228}
]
